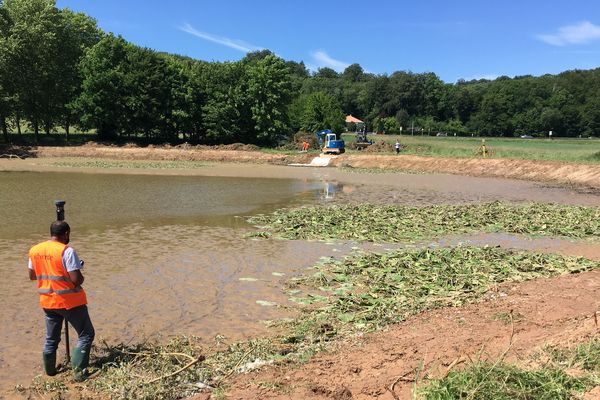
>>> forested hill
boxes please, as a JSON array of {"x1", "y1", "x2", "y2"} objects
[{"x1": 1, "y1": 0, "x2": 599, "y2": 145}]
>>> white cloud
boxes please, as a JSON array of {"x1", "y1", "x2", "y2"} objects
[
  {"x1": 310, "y1": 50, "x2": 350, "y2": 72},
  {"x1": 537, "y1": 21, "x2": 600, "y2": 46},
  {"x1": 178, "y1": 23, "x2": 262, "y2": 53}
]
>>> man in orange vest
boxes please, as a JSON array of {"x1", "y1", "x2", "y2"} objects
[{"x1": 28, "y1": 220, "x2": 95, "y2": 381}]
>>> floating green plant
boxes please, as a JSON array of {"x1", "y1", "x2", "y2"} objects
[{"x1": 248, "y1": 202, "x2": 600, "y2": 242}]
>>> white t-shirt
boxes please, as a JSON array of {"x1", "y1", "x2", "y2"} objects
[{"x1": 28, "y1": 246, "x2": 83, "y2": 273}]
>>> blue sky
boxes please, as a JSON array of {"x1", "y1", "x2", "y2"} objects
[{"x1": 56, "y1": 0, "x2": 600, "y2": 83}]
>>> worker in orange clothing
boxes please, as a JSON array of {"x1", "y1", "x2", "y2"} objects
[{"x1": 28, "y1": 220, "x2": 94, "y2": 381}]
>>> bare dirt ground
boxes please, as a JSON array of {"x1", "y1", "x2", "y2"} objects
[{"x1": 3, "y1": 144, "x2": 600, "y2": 399}]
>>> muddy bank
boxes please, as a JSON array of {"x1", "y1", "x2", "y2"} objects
[
  {"x1": 218, "y1": 269, "x2": 600, "y2": 400},
  {"x1": 330, "y1": 154, "x2": 600, "y2": 190},
  {"x1": 20, "y1": 144, "x2": 600, "y2": 188}
]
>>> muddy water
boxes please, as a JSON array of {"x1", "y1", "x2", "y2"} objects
[
  {"x1": 2, "y1": 168, "x2": 600, "y2": 393},
  {"x1": 1, "y1": 172, "x2": 341, "y2": 391}
]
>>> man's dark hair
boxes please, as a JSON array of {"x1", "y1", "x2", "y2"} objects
[{"x1": 50, "y1": 221, "x2": 70, "y2": 237}]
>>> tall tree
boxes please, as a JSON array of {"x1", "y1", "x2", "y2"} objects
[
  {"x1": 299, "y1": 91, "x2": 344, "y2": 133},
  {"x1": 200, "y1": 61, "x2": 247, "y2": 144},
  {"x1": 76, "y1": 34, "x2": 130, "y2": 138},
  {"x1": 54, "y1": 9, "x2": 100, "y2": 140},
  {"x1": 3, "y1": 0, "x2": 64, "y2": 141},
  {"x1": 244, "y1": 54, "x2": 293, "y2": 144}
]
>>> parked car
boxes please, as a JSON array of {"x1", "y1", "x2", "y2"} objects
[
  {"x1": 436, "y1": 132, "x2": 447, "y2": 137},
  {"x1": 520, "y1": 135, "x2": 534, "y2": 139}
]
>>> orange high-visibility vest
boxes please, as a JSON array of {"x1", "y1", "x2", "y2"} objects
[{"x1": 29, "y1": 240, "x2": 87, "y2": 310}]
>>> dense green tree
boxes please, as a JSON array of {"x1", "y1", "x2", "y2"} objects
[
  {"x1": 395, "y1": 109, "x2": 410, "y2": 129},
  {"x1": 159, "y1": 55, "x2": 194, "y2": 141},
  {"x1": 342, "y1": 63, "x2": 365, "y2": 83},
  {"x1": 242, "y1": 49, "x2": 275, "y2": 63},
  {"x1": 243, "y1": 54, "x2": 293, "y2": 144},
  {"x1": 200, "y1": 61, "x2": 247, "y2": 143},
  {"x1": 471, "y1": 88, "x2": 513, "y2": 135},
  {"x1": 2, "y1": 0, "x2": 63, "y2": 141},
  {"x1": 581, "y1": 95, "x2": 600, "y2": 136},
  {"x1": 54, "y1": 9, "x2": 100, "y2": 139},
  {"x1": 314, "y1": 67, "x2": 338, "y2": 79},
  {"x1": 299, "y1": 91, "x2": 344, "y2": 133},
  {"x1": 373, "y1": 116, "x2": 401, "y2": 134},
  {"x1": 76, "y1": 35, "x2": 130, "y2": 138}
]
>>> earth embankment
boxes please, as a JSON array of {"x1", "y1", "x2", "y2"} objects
[{"x1": 22, "y1": 144, "x2": 600, "y2": 188}]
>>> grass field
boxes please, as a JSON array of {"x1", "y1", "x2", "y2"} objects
[{"x1": 341, "y1": 133, "x2": 600, "y2": 163}]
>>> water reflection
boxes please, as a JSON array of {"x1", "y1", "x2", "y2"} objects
[{"x1": 317, "y1": 181, "x2": 355, "y2": 200}]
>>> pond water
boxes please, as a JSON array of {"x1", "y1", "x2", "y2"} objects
[
  {"x1": 2, "y1": 168, "x2": 600, "y2": 392},
  {"x1": 1, "y1": 171, "x2": 344, "y2": 390}
]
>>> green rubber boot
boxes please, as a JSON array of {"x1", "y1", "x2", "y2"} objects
[
  {"x1": 42, "y1": 352, "x2": 57, "y2": 376},
  {"x1": 71, "y1": 346, "x2": 91, "y2": 382}
]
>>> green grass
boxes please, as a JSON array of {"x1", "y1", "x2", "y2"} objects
[
  {"x1": 341, "y1": 133, "x2": 600, "y2": 163},
  {"x1": 248, "y1": 202, "x2": 600, "y2": 243},
  {"x1": 419, "y1": 362, "x2": 592, "y2": 400},
  {"x1": 420, "y1": 337, "x2": 600, "y2": 399},
  {"x1": 546, "y1": 337, "x2": 600, "y2": 375}
]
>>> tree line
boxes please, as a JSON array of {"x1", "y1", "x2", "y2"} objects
[{"x1": 1, "y1": 0, "x2": 599, "y2": 146}]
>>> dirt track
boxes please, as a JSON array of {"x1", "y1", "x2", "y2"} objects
[{"x1": 19, "y1": 144, "x2": 600, "y2": 188}]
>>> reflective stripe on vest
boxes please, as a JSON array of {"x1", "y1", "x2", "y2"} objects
[
  {"x1": 37, "y1": 275, "x2": 71, "y2": 282},
  {"x1": 38, "y1": 286, "x2": 82, "y2": 295},
  {"x1": 29, "y1": 240, "x2": 87, "y2": 310}
]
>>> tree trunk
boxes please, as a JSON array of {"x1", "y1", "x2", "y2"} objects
[
  {"x1": 1, "y1": 115, "x2": 8, "y2": 143},
  {"x1": 65, "y1": 121, "x2": 70, "y2": 142},
  {"x1": 16, "y1": 112, "x2": 22, "y2": 136},
  {"x1": 44, "y1": 120, "x2": 50, "y2": 135},
  {"x1": 34, "y1": 120, "x2": 39, "y2": 143}
]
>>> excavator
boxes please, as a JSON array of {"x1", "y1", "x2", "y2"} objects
[
  {"x1": 354, "y1": 127, "x2": 373, "y2": 150},
  {"x1": 316, "y1": 129, "x2": 345, "y2": 154}
]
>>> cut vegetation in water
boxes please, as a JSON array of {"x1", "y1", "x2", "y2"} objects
[
  {"x1": 17, "y1": 247, "x2": 599, "y2": 399},
  {"x1": 284, "y1": 247, "x2": 598, "y2": 332},
  {"x1": 248, "y1": 201, "x2": 600, "y2": 242}
]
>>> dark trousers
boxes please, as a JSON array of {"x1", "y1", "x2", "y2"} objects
[{"x1": 43, "y1": 305, "x2": 95, "y2": 354}]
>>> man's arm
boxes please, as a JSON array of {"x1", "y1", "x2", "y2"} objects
[
  {"x1": 68, "y1": 270, "x2": 84, "y2": 287},
  {"x1": 28, "y1": 258, "x2": 36, "y2": 280},
  {"x1": 63, "y1": 247, "x2": 85, "y2": 287}
]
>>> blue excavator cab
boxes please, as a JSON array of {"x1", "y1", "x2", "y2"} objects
[{"x1": 316, "y1": 129, "x2": 345, "y2": 154}]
